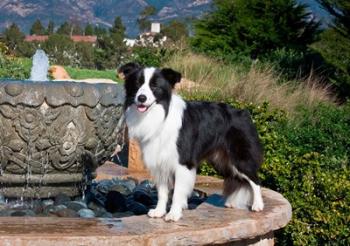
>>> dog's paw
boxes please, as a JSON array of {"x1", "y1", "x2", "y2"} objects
[
  {"x1": 251, "y1": 197, "x2": 264, "y2": 212},
  {"x1": 148, "y1": 208, "x2": 166, "y2": 218},
  {"x1": 224, "y1": 200, "x2": 249, "y2": 210},
  {"x1": 164, "y1": 209, "x2": 182, "y2": 222}
]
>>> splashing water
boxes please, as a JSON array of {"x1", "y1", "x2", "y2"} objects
[{"x1": 30, "y1": 49, "x2": 49, "y2": 81}]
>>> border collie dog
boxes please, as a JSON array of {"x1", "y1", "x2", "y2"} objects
[{"x1": 119, "y1": 63, "x2": 264, "y2": 221}]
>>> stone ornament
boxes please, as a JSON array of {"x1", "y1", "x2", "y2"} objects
[{"x1": 0, "y1": 80, "x2": 125, "y2": 198}]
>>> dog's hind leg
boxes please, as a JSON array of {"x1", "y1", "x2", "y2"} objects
[
  {"x1": 223, "y1": 170, "x2": 264, "y2": 211},
  {"x1": 224, "y1": 176, "x2": 252, "y2": 210},
  {"x1": 246, "y1": 178, "x2": 264, "y2": 211},
  {"x1": 165, "y1": 165, "x2": 196, "y2": 222}
]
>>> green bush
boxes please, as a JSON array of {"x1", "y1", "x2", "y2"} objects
[
  {"x1": 183, "y1": 92, "x2": 350, "y2": 245},
  {"x1": 311, "y1": 29, "x2": 350, "y2": 99},
  {"x1": 129, "y1": 46, "x2": 173, "y2": 67},
  {"x1": 261, "y1": 48, "x2": 325, "y2": 81},
  {"x1": 0, "y1": 53, "x2": 31, "y2": 79}
]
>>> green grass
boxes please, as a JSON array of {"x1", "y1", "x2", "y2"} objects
[{"x1": 65, "y1": 67, "x2": 120, "y2": 82}]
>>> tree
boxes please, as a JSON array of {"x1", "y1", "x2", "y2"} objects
[
  {"x1": 191, "y1": 0, "x2": 320, "y2": 57},
  {"x1": 71, "y1": 24, "x2": 83, "y2": 35},
  {"x1": 161, "y1": 20, "x2": 188, "y2": 42},
  {"x1": 3, "y1": 23, "x2": 25, "y2": 55},
  {"x1": 56, "y1": 22, "x2": 72, "y2": 35},
  {"x1": 42, "y1": 34, "x2": 75, "y2": 65},
  {"x1": 30, "y1": 19, "x2": 45, "y2": 35},
  {"x1": 85, "y1": 23, "x2": 94, "y2": 35},
  {"x1": 94, "y1": 26, "x2": 108, "y2": 36},
  {"x1": 94, "y1": 17, "x2": 127, "y2": 69},
  {"x1": 312, "y1": 1, "x2": 350, "y2": 98},
  {"x1": 110, "y1": 16, "x2": 126, "y2": 35},
  {"x1": 317, "y1": 0, "x2": 350, "y2": 37},
  {"x1": 47, "y1": 21, "x2": 55, "y2": 35},
  {"x1": 137, "y1": 6, "x2": 157, "y2": 32}
]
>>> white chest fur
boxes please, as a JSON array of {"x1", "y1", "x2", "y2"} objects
[{"x1": 125, "y1": 95, "x2": 186, "y2": 182}]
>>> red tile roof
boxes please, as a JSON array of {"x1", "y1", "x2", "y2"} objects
[
  {"x1": 25, "y1": 35, "x2": 49, "y2": 42},
  {"x1": 70, "y1": 35, "x2": 97, "y2": 43},
  {"x1": 25, "y1": 35, "x2": 97, "y2": 43}
]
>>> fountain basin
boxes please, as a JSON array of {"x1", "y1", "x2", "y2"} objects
[
  {"x1": 0, "y1": 80, "x2": 125, "y2": 198},
  {"x1": 0, "y1": 165, "x2": 292, "y2": 245}
]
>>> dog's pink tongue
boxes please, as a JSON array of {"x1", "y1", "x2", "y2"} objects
[{"x1": 137, "y1": 105, "x2": 147, "y2": 113}]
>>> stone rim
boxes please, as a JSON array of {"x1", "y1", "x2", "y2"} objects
[
  {"x1": 0, "y1": 80, "x2": 125, "y2": 107},
  {"x1": 0, "y1": 187, "x2": 292, "y2": 246}
]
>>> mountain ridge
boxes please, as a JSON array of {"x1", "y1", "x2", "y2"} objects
[{"x1": 0, "y1": 0, "x2": 328, "y2": 38}]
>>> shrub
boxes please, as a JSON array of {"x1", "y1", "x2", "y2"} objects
[
  {"x1": 42, "y1": 34, "x2": 76, "y2": 66},
  {"x1": 0, "y1": 53, "x2": 31, "y2": 79},
  {"x1": 128, "y1": 46, "x2": 173, "y2": 67},
  {"x1": 311, "y1": 29, "x2": 350, "y2": 99},
  {"x1": 183, "y1": 91, "x2": 350, "y2": 245},
  {"x1": 261, "y1": 48, "x2": 326, "y2": 81}
]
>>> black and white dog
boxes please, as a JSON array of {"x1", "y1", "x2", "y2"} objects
[{"x1": 119, "y1": 63, "x2": 264, "y2": 221}]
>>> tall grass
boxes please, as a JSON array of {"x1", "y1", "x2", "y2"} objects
[{"x1": 164, "y1": 52, "x2": 334, "y2": 117}]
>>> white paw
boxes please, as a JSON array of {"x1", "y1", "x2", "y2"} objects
[
  {"x1": 224, "y1": 201, "x2": 235, "y2": 208},
  {"x1": 164, "y1": 209, "x2": 182, "y2": 222},
  {"x1": 251, "y1": 198, "x2": 264, "y2": 212},
  {"x1": 224, "y1": 200, "x2": 250, "y2": 210},
  {"x1": 148, "y1": 208, "x2": 166, "y2": 218}
]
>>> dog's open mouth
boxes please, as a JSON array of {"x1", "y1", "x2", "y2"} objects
[
  {"x1": 136, "y1": 104, "x2": 149, "y2": 113},
  {"x1": 136, "y1": 101, "x2": 155, "y2": 113}
]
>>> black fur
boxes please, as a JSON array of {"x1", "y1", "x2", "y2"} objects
[{"x1": 177, "y1": 102, "x2": 263, "y2": 193}]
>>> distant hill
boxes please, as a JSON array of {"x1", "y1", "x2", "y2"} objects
[{"x1": 0, "y1": 0, "x2": 329, "y2": 38}]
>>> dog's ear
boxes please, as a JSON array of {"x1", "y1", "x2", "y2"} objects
[
  {"x1": 161, "y1": 68, "x2": 182, "y2": 88},
  {"x1": 118, "y1": 63, "x2": 141, "y2": 80}
]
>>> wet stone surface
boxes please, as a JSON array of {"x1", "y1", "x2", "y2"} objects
[{"x1": 0, "y1": 179, "x2": 207, "y2": 218}]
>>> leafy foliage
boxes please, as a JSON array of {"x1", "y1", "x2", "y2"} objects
[
  {"x1": 0, "y1": 53, "x2": 31, "y2": 79},
  {"x1": 138, "y1": 6, "x2": 157, "y2": 32},
  {"x1": 30, "y1": 19, "x2": 46, "y2": 35},
  {"x1": 191, "y1": 0, "x2": 319, "y2": 57},
  {"x1": 47, "y1": 21, "x2": 55, "y2": 35},
  {"x1": 42, "y1": 34, "x2": 76, "y2": 66},
  {"x1": 161, "y1": 20, "x2": 189, "y2": 42},
  {"x1": 3, "y1": 23, "x2": 25, "y2": 56},
  {"x1": 94, "y1": 16, "x2": 127, "y2": 69},
  {"x1": 311, "y1": 0, "x2": 350, "y2": 99},
  {"x1": 317, "y1": 0, "x2": 350, "y2": 36},
  {"x1": 128, "y1": 46, "x2": 172, "y2": 67},
  {"x1": 56, "y1": 21, "x2": 72, "y2": 35}
]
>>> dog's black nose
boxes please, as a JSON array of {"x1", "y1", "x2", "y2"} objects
[{"x1": 137, "y1": 94, "x2": 147, "y2": 103}]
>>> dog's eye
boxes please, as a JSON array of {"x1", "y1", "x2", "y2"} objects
[{"x1": 150, "y1": 86, "x2": 160, "y2": 91}]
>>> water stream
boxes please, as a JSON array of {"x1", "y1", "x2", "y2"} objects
[{"x1": 29, "y1": 49, "x2": 49, "y2": 81}]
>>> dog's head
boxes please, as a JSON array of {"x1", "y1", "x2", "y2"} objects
[{"x1": 118, "y1": 62, "x2": 181, "y2": 114}]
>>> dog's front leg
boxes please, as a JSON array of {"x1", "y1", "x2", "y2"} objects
[
  {"x1": 165, "y1": 165, "x2": 196, "y2": 222},
  {"x1": 148, "y1": 182, "x2": 169, "y2": 218}
]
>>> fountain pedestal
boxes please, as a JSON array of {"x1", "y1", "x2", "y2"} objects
[{"x1": 0, "y1": 80, "x2": 125, "y2": 198}]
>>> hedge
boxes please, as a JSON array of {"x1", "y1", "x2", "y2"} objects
[{"x1": 184, "y1": 93, "x2": 350, "y2": 245}]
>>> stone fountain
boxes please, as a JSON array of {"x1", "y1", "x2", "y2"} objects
[{"x1": 0, "y1": 50, "x2": 125, "y2": 198}]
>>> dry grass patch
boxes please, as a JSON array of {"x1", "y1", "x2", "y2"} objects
[{"x1": 165, "y1": 52, "x2": 334, "y2": 116}]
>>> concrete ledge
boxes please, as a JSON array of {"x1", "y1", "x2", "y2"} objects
[
  {"x1": 0, "y1": 188, "x2": 291, "y2": 245},
  {"x1": 0, "y1": 164, "x2": 292, "y2": 246}
]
